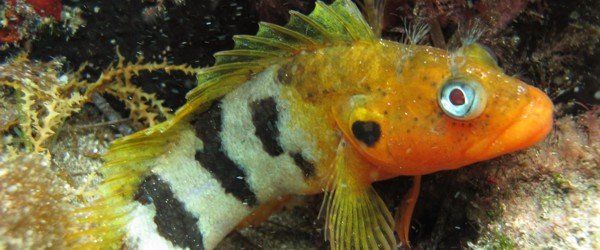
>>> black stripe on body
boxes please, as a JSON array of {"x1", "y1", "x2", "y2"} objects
[
  {"x1": 249, "y1": 97, "x2": 284, "y2": 156},
  {"x1": 191, "y1": 101, "x2": 259, "y2": 206},
  {"x1": 134, "y1": 175, "x2": 204, "y2": 249},
  {"x1": 290, "y1": 152, "x2": 316, "y2": 178}
]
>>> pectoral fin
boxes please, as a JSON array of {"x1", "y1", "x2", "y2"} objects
[{"x1": 322, "y1": 142, "x2": 396, "y2": 250}]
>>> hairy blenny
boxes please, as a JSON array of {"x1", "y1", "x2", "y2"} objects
[{"x1": 73, "y1": 0, "x2": 553, "y2": 249}]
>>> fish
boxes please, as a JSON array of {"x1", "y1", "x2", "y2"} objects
[{"x1": 72, "y1": 0, "x2": 554, "y2": 249}]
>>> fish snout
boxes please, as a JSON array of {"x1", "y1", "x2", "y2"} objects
[
  {"x1": 468, "y1": 85, "x2": 554, "y2": 161},
  {"x1": 489, "y1": 85, "x2": 553, "y2": 155}
]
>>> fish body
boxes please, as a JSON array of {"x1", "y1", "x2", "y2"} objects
[{"x1": 74, "y1": 0, "x2": 553, "y2": 249}]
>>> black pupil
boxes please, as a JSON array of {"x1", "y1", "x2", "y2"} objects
[{"x1": 449, "y1": 88, "x2": 466, "y2": 105}]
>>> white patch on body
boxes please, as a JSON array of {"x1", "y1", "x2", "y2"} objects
[
  {"x1": 153, "y1": 129, "x2": 252, "y2": 250},
  {"x1": 125, "y1": 129, "x2": 252, "y2": 250},
  {"x1": 125, "y1": 66, "x2": 322, "y2": 250},
  {"x1": 126, "y1": 205, "x2": 179, "y2": 250},
  {"x1": 220, "y1": 66, "x2": 315, "y2": 202}
]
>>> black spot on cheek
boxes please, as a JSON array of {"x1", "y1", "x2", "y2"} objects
[{"x1": 351, "y1": 121, "x2": 381, "y2": 147}]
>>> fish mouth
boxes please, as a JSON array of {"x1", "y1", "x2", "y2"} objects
[{"x1": 466, "y1": 85, "x2": 554, "y2": 161}]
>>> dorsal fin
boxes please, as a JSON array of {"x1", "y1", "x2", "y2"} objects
[
  {"x1": 175, "y1": 0, "x2": 376, "y2": 124},
  {"x1": 76, "y1": 1, "x2": 378, "y2": 248}
]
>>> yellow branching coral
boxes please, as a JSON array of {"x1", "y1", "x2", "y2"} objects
[
  {"x1": 0, "y1": 92, "x2": 18, "y2": 133},
  {"x1": 103, "y1": 53, "x2": 182, "y2": 128},
  {"x1": 0, "y1": 53, "x2": 197, "y2": 154}
]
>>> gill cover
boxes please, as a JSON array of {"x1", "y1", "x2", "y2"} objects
[{"x1": 332, "y1": 93, "x2": 396, "y2": 177}]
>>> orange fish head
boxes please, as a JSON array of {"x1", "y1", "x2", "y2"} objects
[{"x1": 336, "y1": 43, "x2": 553, "y2": 178}]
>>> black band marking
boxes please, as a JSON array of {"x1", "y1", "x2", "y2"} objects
[
  {"x1": 134, "y1": 175, "x2": 204, "y2": 249},
  {"x1": 191, "y1": 101, "x2": 259, "y2": 206},
  {"x1": 351, "y1": 121, "x2": 381, "y2": 147},
  {"x1": 249, "y1": 97, "x2": 284, "y2": 156},
  {"x1": 290, "y1": 152, "x2": 315, "y2": 178}
]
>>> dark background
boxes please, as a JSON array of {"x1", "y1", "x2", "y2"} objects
[
  {"x1": 0, "y1": 0, "x2": 598, "y2": 248},
  {"x1": 1, "y1": 0, "x2": 597, "y2": 111}
]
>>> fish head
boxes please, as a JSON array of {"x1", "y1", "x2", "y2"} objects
[{"x1": 336, "y1": 43, "x2": 553, "y2": 177}]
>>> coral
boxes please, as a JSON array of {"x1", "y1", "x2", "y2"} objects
[
  {"x1": 60, "y1": 5, "x2": 85, "y2": 37},
  {"x1": 141, "y1": 0, "x2": 187, "y2": 22},
  {"x1": 101, "y1": 53, "x2": 180, "y2": 128},
  {"x1": 479, "y1": 0, "x2": 599, "y2": 103},
  {"x1": 430, "y1": 0, "x2": 529, "y2": 35},
  {"x1": 22, "y1": 0, "x2": 62, "y2": 20},
  {"x1": 0, "y1": 0, "x2": 62, "y2": 43},
  {"x1": 470, "y1": 108, "x2": 599, "y2": 248},
  {"x1": 0, "y1": 50, "x2": 197, "y2": 248},
  {"x1": 0, "y1": 91, "x2": 18, "y2": 133},
  {"x1": 506, "y1": 22, "x2": 599, "y2": 100},
  {"x1": 0, "y1": 53, "x2": 196, "y2": 154},
  {"x1": 379, "y1": 0, "x2": 531, "y2": 44},
  {"x1": 0, "y1": 153, "x2": 75, "y2": 249}
]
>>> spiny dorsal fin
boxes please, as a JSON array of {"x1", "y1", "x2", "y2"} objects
[{"x1": 178, "y1": 0, "x2": 376, "y2": 122}]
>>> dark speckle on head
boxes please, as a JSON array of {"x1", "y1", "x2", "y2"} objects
[
  {"x1": 277, "y1": 67, "x2": 291, "y2": 84},
  {"x1": 351, "y1": 121, "x2": 381, "y2": 147}
]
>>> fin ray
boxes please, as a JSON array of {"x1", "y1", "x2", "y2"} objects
[
  {"x1": 175, "y1": 0, "x2": 377, "y2": 123},
  {"x1": 258, "y1": 22, "x2": 319, "y2": 47},
  {"x1": 69, "y1": 123, "x2": 188, "y2": 248},
  {"x1": 324, "y1": 142, "x2": 397, "y2": 250},
  {"x1": 233, "y1": 34, "x2": 301, "y2": 51},
  {"x1": 288, "y1": 10, "x2": 333, "y2": 43},
  {"x1": 214, "y1": 49, "x2": 287, "y2": 64}
]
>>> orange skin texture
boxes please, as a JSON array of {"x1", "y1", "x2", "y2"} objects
[{"x1": 281, "y1": 39, "x2": 553, "y2": 185}]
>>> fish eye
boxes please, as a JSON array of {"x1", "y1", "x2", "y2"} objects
[{"x1": 438, "y1": 79, "x2": 487, "y2": 120}]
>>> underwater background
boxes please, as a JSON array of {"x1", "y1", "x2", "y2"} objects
[{"x1": 0, "y1": 0, "x2": 598, "y2": 248}]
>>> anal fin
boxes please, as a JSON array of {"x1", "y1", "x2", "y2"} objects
[{"x1": 323, "y1": 142, "x2": 396, "y2": 250}]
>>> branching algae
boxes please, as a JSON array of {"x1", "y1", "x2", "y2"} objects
[{"x1": 0, "y1": 53, "x2": 195, "y2": 155}]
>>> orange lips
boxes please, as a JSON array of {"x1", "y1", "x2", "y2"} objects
[{"x1": 467, "y1": 85, "x2": 554, "y2": 162}]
